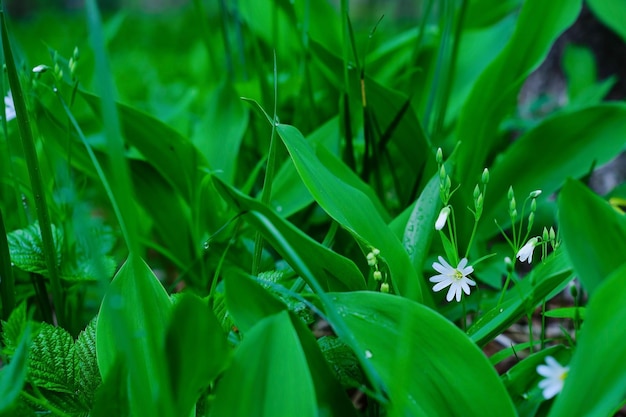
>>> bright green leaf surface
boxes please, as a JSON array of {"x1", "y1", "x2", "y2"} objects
[
  {"x1": 549, "y1": 263, "x2": 626, "y2": 417},
  {"x1": 7, "y1": 223, "x2": 62, "y2": 276},
  {"x1": 209, "y1": 311, "x2": 317, "y2": 417},
  {"x1": 165, "y1": 293, "x2": 230, "y2": 416},
  {"x1": 213, "y1": 177, "x2": 366, "y2": 292},
  {"x1": 28, "y1": 323, "x2": 76, "y2": 393},
  {"x1": 455, "y1": 0, "x2": 581, "y2": 225},
  {"x1": 330, "y1": 292, "x2": 516, "y2": 417},
  {"x1": 587, "y1": 0, "x2": 626, "y2": 43},
  {"x1": 483, "y1": 104, "x2": 626, "y2": 237},
  {"x1": 276, "y1": 123, "x2": 426, "y2": 302},
  {"x1": 558, "y1": 179, "x2": 626, "y2": 295},
  {"x1": 96, "y1": 255, "x2": 173, "y2": 417}
]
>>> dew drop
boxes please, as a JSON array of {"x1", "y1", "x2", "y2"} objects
[
  {"x1": 203, "y1": 241, "x2": 210, "y2": 250},
  {"x1": 365, "y1": 350, "x2": 373, "y2": 359}
]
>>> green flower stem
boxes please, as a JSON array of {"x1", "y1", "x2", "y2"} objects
[
  {"x1": 1, "y1": 11, "x2": 66, "y2": 327},
  {"x1": 252, "y1": 52, "x2": 279, "y2": 276},
  {"x1": 0, "y1": 209, "x2": 15, "y2": 320}
]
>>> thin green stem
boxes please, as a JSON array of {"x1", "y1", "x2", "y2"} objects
[
  {"x1": 1, "y1": 11, "x2": 65, "y2": 327},
  {"x1": 252, "y1": 52, "x2": 279, "y2": 276},
  {"x1": 541, "y1": 298, "x2": 547, "y2": 350},
  {"x1": 0, "y1": 209, "x2": 15, "y2": 320},
  {"x1": 20, "y1": 391, "x2": 72, "y2": 417},
  {"x1": 527, "y1": 311, "x2": 534, "y2": 354}
]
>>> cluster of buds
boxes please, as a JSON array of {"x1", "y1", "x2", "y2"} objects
[
  {"x1": 436, "y1": 148, "x2": 452, "y2": 205},
  {"x1": 366, "y1": 248, "x2": 390, "y2": 293}
]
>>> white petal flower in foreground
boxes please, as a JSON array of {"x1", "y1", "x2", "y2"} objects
[
  {"x1": 537, "y1": 356, "x2": 569, "y2": 399},
  {"x1": 429, "y1": 256, "x2": 476, "y2": 302},
  {"x1": 4, "y1": 91, "x2": 15, "y2": 122},
  {"x1": 435, "y1": 206, "x2": 450, "y2": 230},
  {"x1": 517, "y1": 236, "x2": 540, "y2": 264}
]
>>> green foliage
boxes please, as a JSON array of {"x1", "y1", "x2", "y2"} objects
[{"x1": 2, "y1": 0, "x2": 626, "y2": 415}]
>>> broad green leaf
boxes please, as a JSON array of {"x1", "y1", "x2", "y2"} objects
[
  {"x1": 0, "y1": 325, "x2": 30, "y2": 414},
  {"x1": 28, "y1": 323, "x2": 76, "y2": 393},
  {"x1": 330, "y1": 292, "x2": 516, "y2": 417},
  {"x1": 455, "y1": 0, "x2": 581, "y2": 228},
  {"x1": 194, "y1": 80, "x2": 248, "y2": 184},
  {"x1": 549, "y1": 263, "x2": 626, "y2": 417},
  {"x1": 1, "y1": 301, "x2": 27, "y2": 355},
  {"x1": 7, "y1": 223, "x2": 62, "y2": 276},
  {"x1": 558, "y1": 179, "x2": 626, "y2": 295},
  {"x1": 318, "y1": 336, "x2": 364, "y2": 388},
  {"x1": 213, "y1": 177, "x2": 366, "y2": 292},
  {"x1": 209, "y1": 311, "x2": 316, "y2": 417},
  {"x1": 464, "y1": 0, "x2": 521, "y2": 28},
  {"x1": 483, "y1": 104, "x2": 626, "y2": 237},
  {"x1": 165, "y1": 293, "x2": 230, "y2": 416},
  {"x1": 91, "y1": 357, "x2": 130, "y2": 417},
  {"x1": 468, "y1": 251, "x2": 573, "y2": 347},
  {"x1": 224, "y1": 268, "x2": 287, "y2": 333},
  {"x1": 79, "y1": 90, "x2": 209, "y2": 203},
  {"x1": 210, "y1": 310, "x2": 356, "y2": 417},
  {"x1": 96, "y1": 255, "x2": 173, "y2": 417},
  {"x1": 587, "y1": 0, "x2": 626, "y2": 43},
  {"x1": 75, "y1": 319, "x2": 101, "y2": 408},
  {"x1": 276, "y1": 123, "x2": 426, "y2": 302},
  {"x1": 562, "y1": 44, "x2": 596, "y2": 101}
]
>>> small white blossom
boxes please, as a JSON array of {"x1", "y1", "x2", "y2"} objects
[
  {"x1": 4, "y1": 91, "x2": 15, "y2": 122},
  {"x1": 429, "y1": 256, "x2": 476, "y2": 302},
  {"x1": 32, "y1": 64, "x2": 49, "y2": 73},
  {"x1": 435, "y1": 206, "x2": 450, "y2": 230},
  {"x1": 517, "y1": 237, "x2": 540, "y2": 264},
  {"x1": 537, "y1": 356, "x2": 569, "y2": 399}
]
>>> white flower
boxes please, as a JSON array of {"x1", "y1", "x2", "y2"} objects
[
  {"x1": 32, "y1": 64, "x2": 49, "y2": 73},
  {"x1": 435, "y1": 206, "x2": 450, "y2": 230},
  {"x1": 537, "y1": 356, "x2": 569, "y2": 399},
  {"x1": 4, "y1": 90, "x2": 15, "y2": 122},
  {"x1": 517, "y1": 237, "x2": 540, "y2": 264},
  {"x1": 429, "y1": 256, "x2": 476, "y2": 302}
]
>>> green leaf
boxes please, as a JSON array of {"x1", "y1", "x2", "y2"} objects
[
  {"x1": 193, "y1": 80, "x2": 249, "y2": 184},
  {"x1": 318, "y1": 336, "x2": 364, "y2": 388},
  {"x1": 209, "y1": 311, "x2": 316, "y2": 417},
  {"x1": 96, "y1": 255, "x2": 173, "y2": 417},
  {"x1": 468, "y1": 251, "x2": 573, "y2": 347},
  {"x1": 455, "y1": 0, "x2": 582, "y2": 230},
  {"x1": 28, "y1": 323, "x2": 76, "y2": 394},
  {"x1": 587, "y1": 0, "x2": 626, "y2": 43},
  {"x1": 210, "y1": 310, "x2": 356, "y2": 417},
  {"x1": 558, "y1": 179, "x2": 626, "y2": 295},
  {"x1": 213, "y1": 177, "x2": 366, "y2": 292},
  {"x1": 224, "y1": 268, "x2": 287, "y2": 333},
  {"x1": 74, "y1": 319, "x2": 101, "y2": 408},
  {"x1": 1, "y1": 301, "x2": 27, "y2": 355},
  {"x1": 7, "y1": 223, "x2": 63, "y2": 276},
  {"x1": 543, "y1": 307, "x2": 585, "y2": 320},
  {"x1": 79, "y1": 89, "x2": 209, "y2": 203},
  {"x1": 330, "y1": 292, "x2": 516, "y2": 416},
  {"x1": 548, "y1": 263, "x2": 626, "y2": 417},
  {"x1": 0, "y1": 325, "x2": 31, "y2": 414},
  {"x1": 482, "y1": 104, "x2": 626, "y2": 237},
  {"x1": 276, "y1": 123, "x2": 426, "y2": 302},
  {"x1": 165, "y1": 293, "x2": 230, "y2": 416},
  {"x1": 91, "y1": 356, "x2": 130, "y2": 417}
]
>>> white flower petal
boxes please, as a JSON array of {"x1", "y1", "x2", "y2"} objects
[
  {"x1": 432, "y1": 262, "x2": 449, "y2": 274},
  {"x1": 429, "y1": 274, "x2": 447, "y2": 283},
  {"x1": 433, "y1": 280, "x2": 452, "y2": 292},
  {"x1": 446, "y1": 286, "x2": 457, "y2": 302}
]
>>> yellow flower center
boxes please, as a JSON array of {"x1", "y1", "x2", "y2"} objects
[
  {"x1": 453, "y1": 269, "x2": 463, "y2": 280},
  {"x1": 560, "y1": 370, "x2": 568, "y2": 381}
]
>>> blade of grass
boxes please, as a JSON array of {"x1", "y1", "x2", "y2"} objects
[
  {"x1": 0, "y1": 209, "x2": 15, "y2": 320},
  {"x1": 0, "y1": 11, "x2": 65, "y2": 327},
  {"x1": 252, "y1": 51, "x2": 279, "y2": 276},
  {"x1": 85, "y1": 0, "x2": 140, "y2": 257}
]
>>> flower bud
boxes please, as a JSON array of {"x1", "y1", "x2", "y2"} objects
[
  {"x1": 473, "y1": 184, "x2": 480, "y2": 201},
  {"x1": 529, "y1": 190, "x2": 542, "y2": 198},
  {"x1": 527, "y1": 212, "x2": 535, "y2": 231},
  {"x1": 32, "y1": 64, "x2": 48, "y2": 74},
  {"x1": 366, "y1": 252, "x2": 377, "y2": 266},
  {"x1": 436, "y1": 147, "x2": 443, "y2": 164},
  {"x1": 380, "y1": 282, "x2": 390, "y2": 293},
  {"x1": 508, "y1": 186, "x2": 514, "y2": 201},
  {"x1": 439, "y1": 165, "x2": 447, "y2": 182},
  {"x1": 531, "y1": 198, "x2": 537, "y2": 212},
  {"x1": 542, "y1": 227, "x2": 550, "y2": 242},
  {"x1": 481, "y1": 168, "x2": 489, "y2": 184},
  {"x1": 435, "y1": 206, "x2": 450, "y2": 230},
  {"x1": 373, "y1": 270, "x2": 383, "y2": 281},
  {"x1": 549, "y1": 227, "x2": 556, "y2": 241}
]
